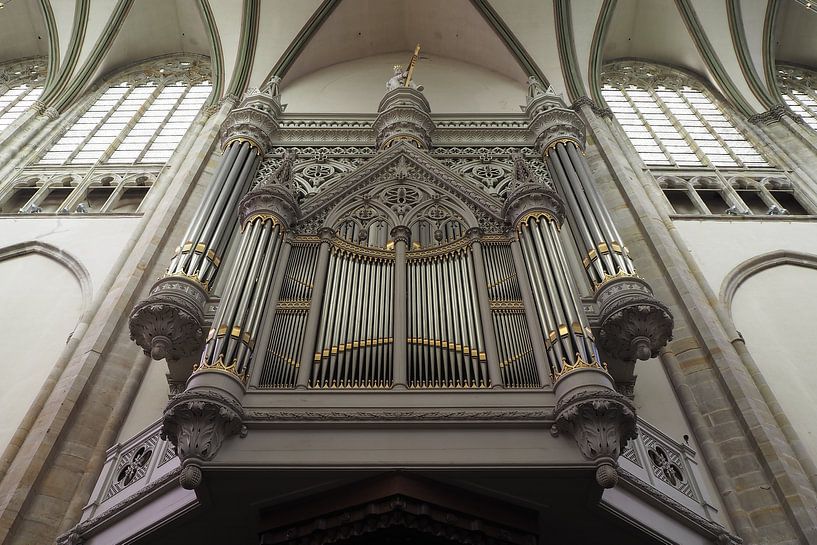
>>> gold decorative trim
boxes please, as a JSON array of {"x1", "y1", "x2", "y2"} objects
[
  {"x1": 222, "y1": 135, "x2": 263, "y2": 155},
  {"x1": 331, "y1": 237, "x2": 395, "y2": 261},
  {"x1": 499, "y1": 349, "x2": 533, "y2": 368},
  {"x1": 592, "y1": 270, "x2": 641, "y2": 290},
  {"x1": 207, "y1": 324, "x2": 254, "y2": 348},
  {"x1": 543, "y1": 137, "x2": 583, "y2": 156},
  {"x1": 242, "y1": 213, "x2": 285, "y2": 232},
  {"x1": 314, "y1": 337, "x2": 394, "y2": 361},
  {"x1": 193, "y1": 354, "x2": 248, "y2": 384},
  {"x1": 582, "y1": 241, "x2": 629, "y2": 268},
  {"x1": 407, "y1": 338, "x2": 485, "y2": 361},
  {"x1": 480, "y1": 234, "x2": 512, "y2": 244},
  {"x1": 515, "y1": 210, "x2": 559, "y2": 232},
  {"x1": 552, "y1": 354, "x2": 607, "y2": 381},
  {"x1": 487, "y1": 273, "x2": 517, "y2": 290},
  {"x1": 406, "y1": 236, "x2": 471, "y2": 262},
  {"x1": 490, "y1": 300, "x2": 525, "y2": 311},
  {"x1": 173, "y1": 242, "x2": 222, "y2": 267},
  {"x1": 276, "y1": 299, "x2": 311, "y2": 311}
]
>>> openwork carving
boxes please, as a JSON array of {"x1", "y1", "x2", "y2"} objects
[
  {"x1": 594, "y1": 277, "x2": 674, "y2": 362},
  {"x1": 554, "y1": 389, "x2": 638, "y2": 488},
  {"x1": 103, "y1": 435, "x2": 158, "y2": 500},
  {"x1": 129, "y1": 276, "x2": 207, "y2": 361},
  {"x1": 161, "y1": 389, "x2": 245, "y2": 489}
]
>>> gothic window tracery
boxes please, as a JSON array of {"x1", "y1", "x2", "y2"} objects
[
  {"x1": 0, "y1": 57, "x2": 46, "y2": 133},
  {"x1": 778, "y1": 64, "x2": 817, "y2": 130},
  {"x1": 601, "y1": 61, "x2": 767, "y2": 169}
]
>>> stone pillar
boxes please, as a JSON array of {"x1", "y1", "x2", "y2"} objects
[
  {"x1": 524, "y1": 84, "x2": 672, "y2": 364},
  {"x1": 129, "y1": 87, "x2": 283, "y2": 362},
  {"x1": 467, "y1": 227, "x2": 503, "y2": 388},
  {"x1": 390, "y1": 225, "x2": 410, "y2": 388},
  {"x1": 502, "y1": 153, "x2": 635, "y2": 487},
  {"x1": 162, "y1": 152, "x2": 300, "y2": 490}
]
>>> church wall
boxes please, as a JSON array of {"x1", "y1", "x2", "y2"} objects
[
  {"x1": 281, "y1": 53, "x2": 526, "y2": 114},
  {"x1": 0, "y1": 253, "x2": 82, "y2": 450},
  {"x1": 674, "y1": 218, "x2": 817, "y2": 467}
]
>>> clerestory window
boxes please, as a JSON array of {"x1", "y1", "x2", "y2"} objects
[
  {"x1": 0, "y1": 56, "x2": 212, "y2": 216},
  {"x1": 600, "y1": 61, "x2": 767, "y2": 169},
  {"x1": 778, "y1": 64, "x2": 817, "y2": 131},
  {"x1": 0, "y1": 57, "x2": 46, "y2": 133}
]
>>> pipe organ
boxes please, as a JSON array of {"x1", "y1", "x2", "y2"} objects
[
  {"x1": 482, "y1": 239, "x2": 539, "y2": 388},
  {"x1": 153, "y1": 80, "x2": 661, "y2": 492},
  {"x1": 312, "y1": 243, "x2": 395, "y2": 388},
  {"x1": 407, "y1": 242, "x2": 487, "y2": 388},
  {"x1": 258, "y1": 240, "x2": 318, "y2": 388}
]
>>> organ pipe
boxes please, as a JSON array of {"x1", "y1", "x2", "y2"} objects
[
  {"x1": 528, "y1": 92, "x2": 673, "y2": 363},
  {"x1": 194, "y1": 152, "x2": 300, "y2": 384}
]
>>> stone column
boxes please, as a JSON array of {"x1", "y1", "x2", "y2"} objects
[
  {"x1": 129, "y1": 87, "x2": 283, "y2": 363},
  {"x1": 502, "y1": 154, "x2": 636, "y2": 488},
  {"x1": 162, "y1": 152, "x2": 300, "y2": 490},
  {"x1": 390, "y1": 225, "x2": 410, "y2": 388},
  {"x1": 467, "y1": 227, "x2": 503, "y2": 388},
  {"x1": 525, "y1": 84, "x2": 672, "y2": 365}
]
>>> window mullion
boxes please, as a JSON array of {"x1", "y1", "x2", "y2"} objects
[
  {"x1": 99, "y1": 83, "x2": 165, "y2": 165},
  {"x1": 680, "y1": 91, "x2": 742, "y2": 168},
  {"x1": 786, "y1": 91, "x2": 817, "y2": 126},
  {"x1": 135, "y1": 84, "x2": 189, "y2": 163},
  {"x1": 0, "y1": 87, "x2": 31, "y2": 118},
  {"x1": 651, "y1": 87, "x2": 708, "y2": 168},
  {"x1": 621, "y1": 87, "x2": 674, "y2": 166},
  {"x1": 65, "y1": 86, "x2": 134, "y2": 164}
]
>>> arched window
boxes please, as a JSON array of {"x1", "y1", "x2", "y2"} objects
[
  {"x1": 39, "y1": 56, "x2": 212, "y2": 166},
  {"x1": 0, "y1": 57, "x2": 46, "y2": 133},
  {"x1": 0, "y1": 56, "x2": 212, "y2": 215},
  {"x1": 777, "y1": 64, "x2": 817, "y2": 131},
  {"x1": 600, "y1": 61, "x2": 767, "y2": 169}
]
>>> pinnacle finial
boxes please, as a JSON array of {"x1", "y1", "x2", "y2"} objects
[
  {"x1": 268, "y1": 149, "x2": 298, "y2": 189},
  {"x1": 508, "y1": 151, "x2": 539, "y2": 190}
]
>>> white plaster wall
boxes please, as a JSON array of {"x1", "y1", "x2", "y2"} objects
[
  {"x1": 732, "y1": 265, "x2": 817, "y2": 464},
  {"x1": 0, "y1": 216, "x2": 142, "y2": 293},
  {"x1": 673, "y1": 218, "x2": 817, "y2": 294},
  {"x1": 282, "y1": 53, "x2": 526, "y2": 114},
  {"x1": 0, "y1": 253, "x2": 82, "y2": 449},
  {"x1": 0, "y1": 216, "x2": 140, "y2": 451}
]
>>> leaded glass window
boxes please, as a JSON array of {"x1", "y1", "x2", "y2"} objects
[
  {"x1": 38, "y1": 57, "x2": 212, "y2": 166},
  {"x1": 0, "y1": 57, "x2": 46, "y2": 133},
  {"x1": 601, "y1": 61, "x2": 767, "y2": 169},
  {"x1": 778, "y1": 64, "x2": 817, "y2": 130}
]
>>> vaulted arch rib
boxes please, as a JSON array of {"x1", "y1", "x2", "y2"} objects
[
  {"x1": 674, "y1": 0, "x2": 756, "y2": 118},
  {"x1": 225, "y1": 0, "x2": 260, "y2": 98},
  {"x1": 554, "y1": 0, "x2": 584, "y2": 102},
  {"x1": 588, "y1": 0, "x2": 617, "y2": 107},
  {"x1": 39, "y1": 0, "x2": 89, "y2": 107},
  {"x1": 37, "y1": 0, "x2": 59, "y2": 92},
  {"x1": 726, "y1": 0, "x2": 779, "y2": 109},
  {"x1": 198, "y1": 0, "x2": 224, "y2": 104},
  {"x1": 762, "y1": 0, "x2": 784, "y2": 103}
]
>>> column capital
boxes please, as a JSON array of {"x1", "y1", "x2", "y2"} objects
[
  {"x1": 528, "y1": 106, "x2": 586, "y2": 156},
  {"x1": 318, "y1": 227, "x2": 336, "y2": 242},
  {"x1": 220, "y1": 88, "x2": 284, "y2": 155},
  {"x1": 501, "y1": 153, "x2": 565, "y2": 228},
  {"x1": 390, "y1": 224, "x2": 412, "y2": 244}
]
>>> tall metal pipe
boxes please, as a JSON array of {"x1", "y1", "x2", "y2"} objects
[{"x1": 297, "y1": 228, "x2": 334, "y2": 387}]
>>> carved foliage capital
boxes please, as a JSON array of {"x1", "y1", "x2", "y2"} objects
[
  {"x1": 594, "y1": 277, "x2": 674, "y2": 362},
  {"x1": 161, "y1": 389, "x2": 244, "y2": 489},
  {"x1": 129, "y1": 277, "x2": 207, "y2": 361},
  {"x1": 554, "y1": 388, "x2": 637, "y2": 488}
]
